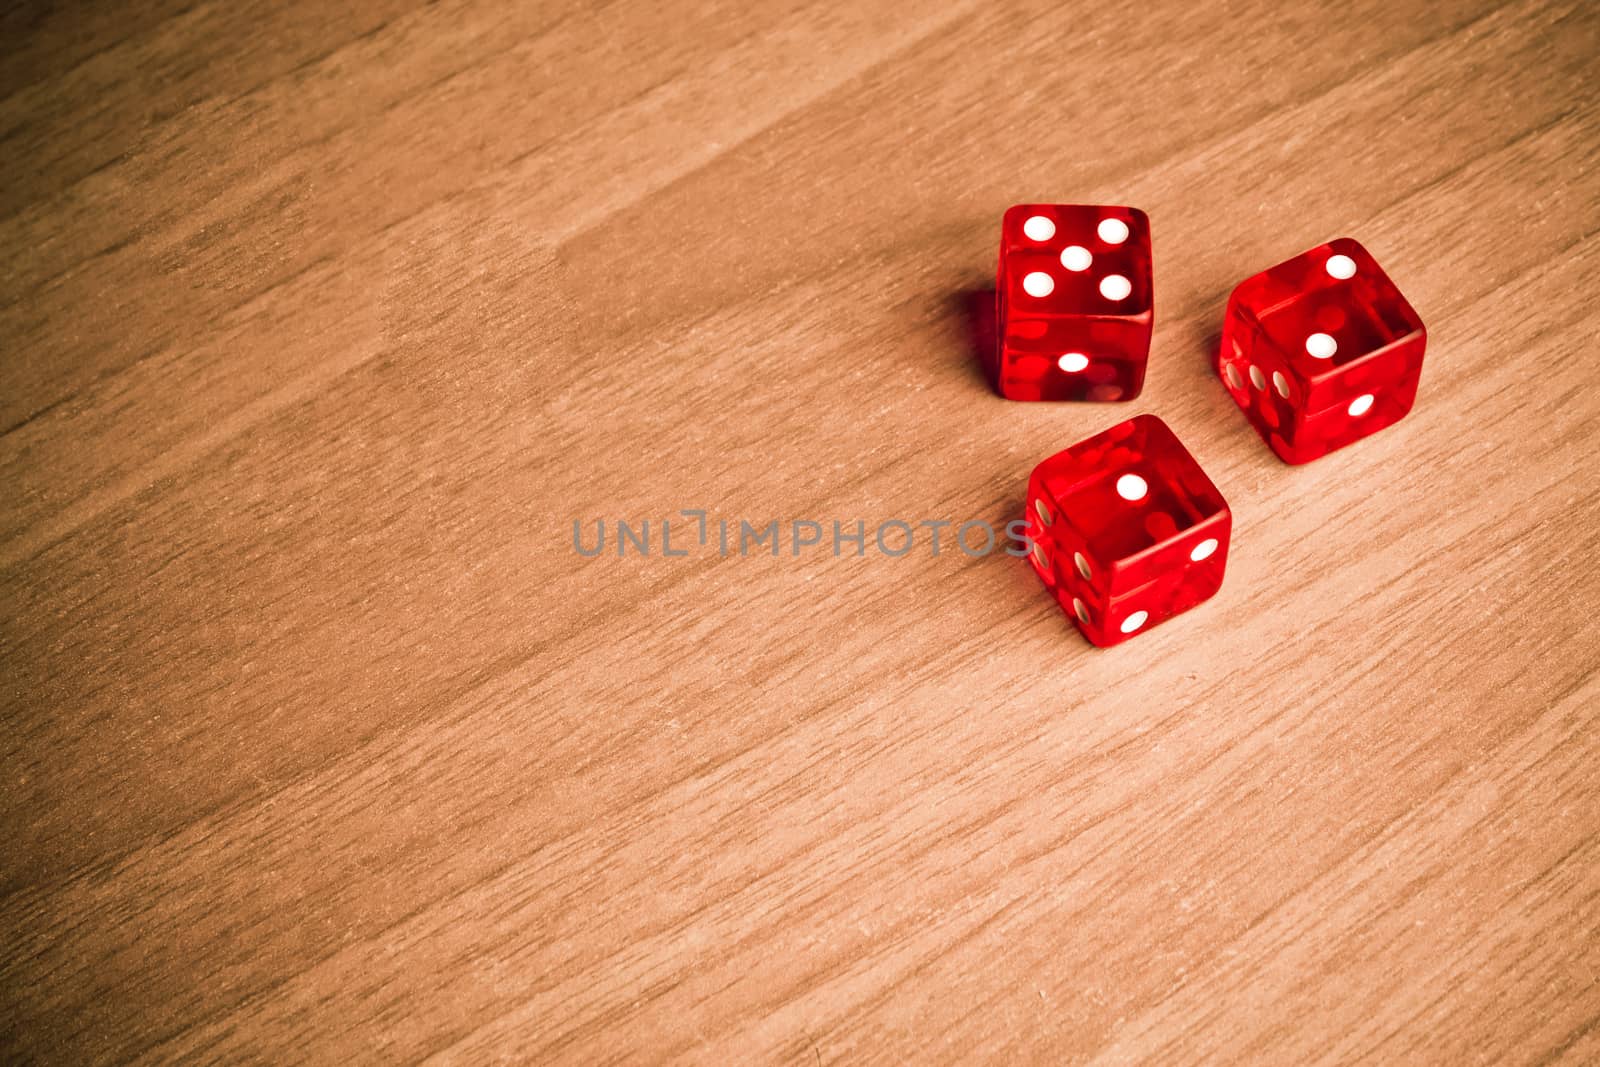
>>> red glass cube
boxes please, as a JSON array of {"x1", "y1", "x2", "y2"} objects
[
  {"x1": 1219, "y1": 237, "x2": 1426, "y2": 464},
  {"x1": 1024, "y1": 414, "x2": 1229, "y2": 647},
  {"x1": 995, "y1": 204, "x2": 1153, "y2": 402}
]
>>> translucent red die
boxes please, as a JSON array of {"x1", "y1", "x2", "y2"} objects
[
  {"x1": 994, "y1": 204, "x2": 1153, "y2": 402},
  {"x1": 1219, "y1": 238, "x2": 1426, "y2": 464},
  {"x1": 1025, "y1": 414, "x2": 1229, "y2": 647}
]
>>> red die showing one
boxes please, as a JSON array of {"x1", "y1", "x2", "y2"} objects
[
  {"x1": 995, "y1": 204, "x2": 1153, "y2": 402},
  {"x1": 1219, "y1": 238, "x2": 1426, "y2": 464},
  {"x1": 1025, "y1": 414, "x2": 1229, "y2": 647}
]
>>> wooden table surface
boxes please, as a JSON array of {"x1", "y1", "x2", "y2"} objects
[{"x1": 3, "y1": 0, "x2": 1599, "y2": 1062}]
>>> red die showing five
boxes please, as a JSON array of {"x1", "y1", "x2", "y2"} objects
[
  {"x1": 1025, "y1": 414, "x2": 1229, "y2": 647},
  {"x1": 995, "y1": 204, "x2": 1153, "y2": 402},
  {"x1": 1219, "y1": 238, "x2": 1426, "y2": 464}
]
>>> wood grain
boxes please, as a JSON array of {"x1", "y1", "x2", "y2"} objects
[{"x1": 2, "y1": 0, "x2": 1598, "y2": 1062}]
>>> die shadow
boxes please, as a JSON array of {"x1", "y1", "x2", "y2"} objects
[
  {"x1": 1194, "y1": 322, "x2": 1250, "y2": 425},
  {"x1": 951, "y1": 286, "x2": 1001, "y2": 393},
  {"x1": 1201, "y1": 329, "x2": 1224, "y2": 374},
  {"x1": 988, "y1": 492, "x2": 1088, "y2": 644}
]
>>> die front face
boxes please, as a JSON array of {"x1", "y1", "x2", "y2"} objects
[
  {"x1": 996, "y1": 204, "x2": 1153, "y2": 403},
  {"x1": 1025, "y1": 414, "x2": 1229, "y2": 647},
  {"x1": 1219, "y1": 238, "x2": 1426, "y2": 464}
]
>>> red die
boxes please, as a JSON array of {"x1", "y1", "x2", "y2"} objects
[
  {"x1": 1025, "y1": 414, "x2": 1229, "y2": 647},
  {"x1": 1219, "y1": 238, "x2": 1426, "y2": 464},
  {"x1": 994, "y1": 204, "x2": 1153, "y2": 402}
]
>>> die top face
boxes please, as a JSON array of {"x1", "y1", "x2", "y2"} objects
[
  {"x1": 999, "y1": 204, "x2": 1153, "y2": 321},
  {"x1": 1028, "y1": 414, "x2": 1228, "y2": 589},
  {"x1": 1226, "y1": 238, "x2": 1425, "y2": 413}
]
